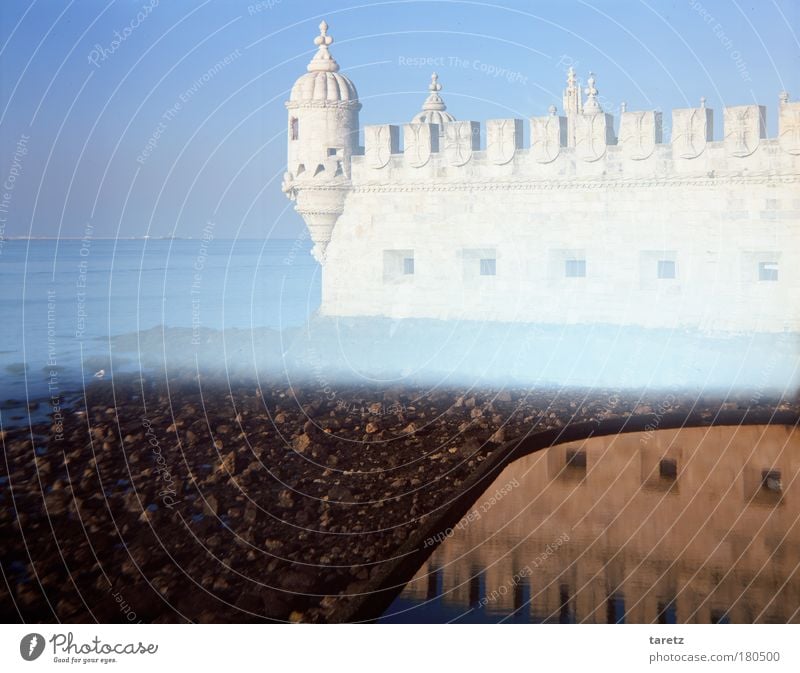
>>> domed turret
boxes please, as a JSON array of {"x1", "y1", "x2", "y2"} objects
[
  {"x1": 411, "y1": 72, "x2": 456, "y2": 131},
  {"x1": 282, "y1": 21, "x2": 361, "y2": 263}
]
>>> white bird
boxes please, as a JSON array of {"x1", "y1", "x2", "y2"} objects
[{"x1": 94, "y1": 369, "x2": 105, "y2": 379}]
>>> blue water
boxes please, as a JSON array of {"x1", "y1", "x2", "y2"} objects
[{"x1": 0, "y1": 238, "x2": 319, "y2": 400}]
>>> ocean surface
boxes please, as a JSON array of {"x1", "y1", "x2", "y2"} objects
[
  {"x1": 1, "y1": 238, "x2": 798, "y2": 409},
  {"x1": 0, "y1": 238, "x2": 319, "y2": 401}
]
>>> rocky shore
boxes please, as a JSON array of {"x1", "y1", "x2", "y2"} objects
[{"x1": 1, "y1": 375, "x2": 797, "y2": 623}]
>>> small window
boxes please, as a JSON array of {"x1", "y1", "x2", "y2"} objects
[
  {"x1": 290, "y1": 117, "x2": 298, "y2": 141},
  {"x1": 758, "y1": 262, "x2": 778, "y2": 282},
  {"x1": 479, "y1": 258, "x2": 496, "y2": 276},
  {"x1": 657, "y1": 260, "x2": 676, "y2": 279},
  {"x1": 384, "y1": 249, "x2": 414, "y2": 283},
  {"x1": 565, "y1": 259, "x2": 586, "y2": 278}
]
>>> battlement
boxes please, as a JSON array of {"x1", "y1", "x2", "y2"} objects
[{"x1": 352, "y1": 99, "x2": 800, "y2": 185}]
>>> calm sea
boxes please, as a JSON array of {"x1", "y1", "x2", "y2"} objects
[{"x1": 0, "y1": 238, "x2": 319, "y2": 400}]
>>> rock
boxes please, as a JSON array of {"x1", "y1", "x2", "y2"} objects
[
  {"x1": 327, "y1": 484, "x2": 353, "y2": 502},
  {"x1": 489, "y1": 428, "x2": 505, "y2": 443},
  {"x1": 365, "y1": 422, "x2": 379, "y2": 434},
  {"x1": 277, "y1": 489, "x2": 295, "y2": 509},
  {"x1": 293, "y1": 434, "x2": 312, "y2": 453}
]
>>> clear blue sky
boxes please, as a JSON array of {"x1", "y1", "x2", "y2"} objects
[{"x1": 0, "y1": 0, "x2": 798, "y2": 239}]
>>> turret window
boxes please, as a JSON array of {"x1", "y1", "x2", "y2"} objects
[
  {"x1": 290, "y1": 117, "x2": 299, "y2": 140},
  {"x1": 758, "y1": 262, "x2": 778, "y2": 282}
]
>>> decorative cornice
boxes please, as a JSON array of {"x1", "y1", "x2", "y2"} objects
[
  {"x1": 285, "y1": 99, "x2": 362, "y2": 111},
  {"x1": 351, "y1": 172, "x2": 799, "y2": 193}
]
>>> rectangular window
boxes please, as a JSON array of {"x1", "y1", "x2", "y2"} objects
[
  {"x1": 383, "y1": 249, "x2": 414, "y2": 283},
  {"x1": 657, "y1": 260, "x2": 676, "y2": 279},
  {"x1": 327, "y1": 147, "x2": 339, "y2": 157},
  {"x1": 290, "y1": 117, "x2": 298, "y2": 141},
  {"x1": 758, "y1": 262, "x2": 778, "y2": 281},
  {"x1": 479, "y1": 258, "x2": 496, "y2": 276},
  {"x1": 565, "y1": 259, "x2": 586, "y2": 278}
]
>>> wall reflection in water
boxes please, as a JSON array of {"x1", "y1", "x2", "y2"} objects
[{"x1": 383, "y1": 425, "x2": 799, "y2": 623}]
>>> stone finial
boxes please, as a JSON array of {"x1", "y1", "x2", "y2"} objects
[
  {"x1": 583, "y1": 72, "x2": 602, "y2": 113},
  {"x1": 620, "y1": 101, "x2": 627, "y2": 113},
  {"x1": 422, "y1": 72, "x2": 446, "y2": 111},
  {"x1": 700, "y1": 96, "x2": 707, "y2": 109},
  {"x1": 567, "y1": 66, "x2": 578, "y2": 89},
  {"x1": 548, "y1": 104, "x2": 558, "y2": 116},
  {"x1": 562, "y1": 66, "x2": 583, "y2": 117},
  {"x1": 307, "y1": 20, "x2": 339, "y2": 73},
  {"x1": 412, "y1": 72, "x2": 456, "y2": 125},
  {"x1": 779, "y1": 91, "x2": 790, "y2": 105}
]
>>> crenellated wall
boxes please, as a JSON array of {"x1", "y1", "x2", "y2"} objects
[{"x1": 320, "y1": 99, "x2": 800, "y2": 332}]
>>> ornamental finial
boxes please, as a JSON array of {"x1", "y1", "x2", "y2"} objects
[
  {"x1": 421, "y1": 72, "x2": 447, "y2": 112},
  {"x1": 307, "y1": 19, "x2": 339, "y2": 73},
  {"x1": 583, "y1": 71, "x2": 602, "y2": 113}
]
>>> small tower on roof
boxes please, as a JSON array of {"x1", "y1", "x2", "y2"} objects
[
  {"x1": 283, "y1": 20, "x2": 361, "y2": 263},
  {"x1": 412, "y1": 72, "x2": 456, "y2": 132}
]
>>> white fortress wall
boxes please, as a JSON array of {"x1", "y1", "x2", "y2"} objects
[
  {"x1": 321, "y1": 103, "x2": 800, "y2": 333},
  {"x1": 284, "y1": 22, "x2": 800, "y2": 335}
]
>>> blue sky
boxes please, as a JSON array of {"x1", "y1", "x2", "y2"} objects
[{"x1": 0, "y1": 0, "x2": 798, "y2": 239}]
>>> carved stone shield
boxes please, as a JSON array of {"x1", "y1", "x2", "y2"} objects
[
  {"x1": 365, "y1": 125, "x2": 394, "y2": 169},
  {"x1": 403, "y1": 123, "x2": 434, "y2": 168},
  {"x1": 575, "y1": 113, "x2": 611, "y2": 162},
  {"x1": 531, "y1": 115, "x2": 564, "y2": 163},
  {"x1": 672, "y1": 108, "x2": 712, "y2": 159},
  {"x1": 724, "y1": 105, "x2": 765, "y2": 158},
  {"x1": 443, "y1": 121, "x2": 478, "y2": 166},
  {"x1": 619, "y1": 110, "x2": 661, "y2": 160},
  {"x1": 779, "y1": 103, "x2": 800, "y2": 156},
  {"x1": 487, "y1": 119, "x2": 521, "y2": 165}
]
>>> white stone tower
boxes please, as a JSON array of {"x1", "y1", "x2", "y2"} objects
[{"x1": 282, "y1": 20, "x2": 361, "y2": 263}]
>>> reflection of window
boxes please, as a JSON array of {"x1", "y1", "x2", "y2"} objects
[
  {"x1": 657, "y1": 260, "x2": 676, "y2": 279},
  {"x1": 290, "y1": 117, "x2": 298, "y2": 140},
  {"x1": 659, "y1": 458, "x2": 677, "y2": 480},
  {"x1": 565, "y1": 259, "x2": 586, "y2": 278},
  {"x1": 403, "y1": 257, "x2": 414, "y2": 275},
  {"x1": 479, "y1": 258, "x2": 496, "y2": 276},
  {"x1": 758, "y1": 261, "x2": 778, "y2": 282}
]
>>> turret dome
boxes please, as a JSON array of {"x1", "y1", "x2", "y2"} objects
[
  {"x1": 411, "y1": 72, "x2": 456, "y2": 127},
  {"x1": 288, "y1": 21, "x2": 359, "y2": 106}
]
